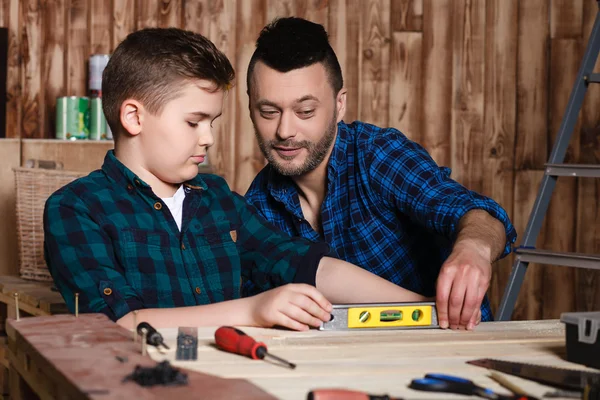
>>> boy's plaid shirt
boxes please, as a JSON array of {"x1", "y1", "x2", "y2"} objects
[
  {"x1": 245, "y1": 121, "x2": 518, "y2": 322},
  {"x1": 44, "y1": 151, "x2": 328, "y2": 321}
]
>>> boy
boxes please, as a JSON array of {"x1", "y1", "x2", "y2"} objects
[{"x1": 44, "y1": 28, "x2": 427, "y2": 331}]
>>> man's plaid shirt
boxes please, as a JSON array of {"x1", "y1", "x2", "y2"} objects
[
  {"x1": 245, "y1": 121, "x2": 518, "y2": 321},
  {"x1": 44, "y1": 150, "x2": 328, "y2": 321}
]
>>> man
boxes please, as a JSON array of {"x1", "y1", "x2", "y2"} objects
[{"x1": 244, "y1": 17, "x2": 517, "y2": 330}]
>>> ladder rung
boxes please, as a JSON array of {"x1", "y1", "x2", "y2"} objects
[
  {"x1": 586, "y1": 73, "x2": 600, "y2": 83},
  {"x1": 545, "y1": 163, "x2": 600, "y2": 177},
  {"x1": 515, "y1": 248, "x2": 600, "y2": 270}
]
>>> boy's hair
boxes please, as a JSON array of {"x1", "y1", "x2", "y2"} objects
[
  {"x1": 246, "y1": 17, "x2": 343, "y2": 96},
  {"x1": 102, "y1": 28, "x2": 235, "y2": 137}
]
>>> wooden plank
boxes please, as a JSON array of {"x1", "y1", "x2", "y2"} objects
[
  {"x1": 449, "y1": 0, "x2": 485, "y2": 192},
  {"x1": 136, "y1": 0, "x2": 158, "y2": 29},
  {"x1": 21, "y1": 139, "x2": 113, "y2": 173},
  {"x1": 206, "y1": 0, "x2": 237, "y2": 188},
  {"x1": 43, "y1": 0, "x2": 66, "y2": 141},
  {"x1": 514, "y1": 0, "x2": 549, "y2": 170},
  {"x1": 234, "y1": 0, "x2": 266, "y2": 194},
  {"x1": 66, "y1": 0, "x2": 89, "y2": 97},
  {"x1": 6, "y1": 314, "x2": 276, "y2": 399},
  {"x1": 266, "y1": 0, "x2": 293, "y2": 21},
  {"x1": 482, "y1": 0, "x2": 517, "y2": 313},
  {"x1": 293, "y1": 0, "x2": 328, "y2": 28},
  {"x1": 0, "y1": 139, "x2": 20, "y2": 277},
  {"x1": 390, "y1": 0, "x2": 422, "y2": 32},
  {"x1": 550, "y1": 0, "x2": 583, "y2": 39},
  {"x1": 549, "y1": 40, "x2": 582, "y2": 163},
  {"x1": 328, "y1": 0, "x2": 360, "y2": 123},
  {"x1": 511, "y1": 170, "x2": 545, "y2": 321},
  {"x1": 21, "y1": 0, "x2": 42, "y2": 139},
  {"x1": 575, "y1": 1, "x2": 600, "y2": 313},
  {"x1": 421, "y1": 0, "x2": 452, "y2": 166},
  {"x1": 183, "y1": 0, "x2": 210, "y2": 35},
  {"x1": 359, "y1": 0, "x2": 391, "y2": 127},
  {"x1": 542, "y1": 178, "x2": 577, "y2": 319},
  {"x1": 90, "y1": 0, "x2": 111, "y2": 54},
  {"x1": 159, "y1": 0, "x2": 182, "y2": 28},
  {"x1": 388, "y1": 32, "x2": 422, "y2": 142},
  {"x1": 4, "y1": 0, "x2": 21, "y2": 138},
  {"x1": 113, "y1": 0, "x2": 135, "y2": 47}
]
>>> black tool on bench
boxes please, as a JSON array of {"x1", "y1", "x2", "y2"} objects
[{"x1": 136, "y1": 322, "x2": 170, "y2": 350}]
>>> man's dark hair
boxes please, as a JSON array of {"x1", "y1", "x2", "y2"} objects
[
  {"x1": 102, "y1": 27, "x2": 235, "y2": 138},
  {"x1": 247, "y1": 17, "x2": 343, "y2": 95}
]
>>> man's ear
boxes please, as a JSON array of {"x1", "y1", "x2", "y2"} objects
[
  {"x1": 120, "y1": 99, "x2": 144, "y2": 136},
  {"x1": 336, "y1": 88, "x2": 347, "y2": 123}
]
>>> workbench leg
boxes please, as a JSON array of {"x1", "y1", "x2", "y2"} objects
[{"x1": 9, "y1": 365, "x2": 38, "y2": 400}]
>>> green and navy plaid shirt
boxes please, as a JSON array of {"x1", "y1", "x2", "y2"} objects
[
  {"x1": 44, "y1": 150, "x2": 328, "y2": 321},
  {"x1": 245, "y1": 121, "x2": 518, "y2": 322}
]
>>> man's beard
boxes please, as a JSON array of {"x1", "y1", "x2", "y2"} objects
[{"x1": 255, "y1": 115, "x2": 338, "y2": 177}]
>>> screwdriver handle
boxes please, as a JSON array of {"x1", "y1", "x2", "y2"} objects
[
  {"x1": 137, "y1": 322, "x2": 167, "y2": 347},
  {"x1": 214, "y1": 326, "x2": 266, "y2": 360},
  {"x1": 307, "y1": 389, "x2": 395, "y2": 400}
]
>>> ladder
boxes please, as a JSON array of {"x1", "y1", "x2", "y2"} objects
[{"x1": 497, "y1": 2, "x2": 600, "y2": 321}]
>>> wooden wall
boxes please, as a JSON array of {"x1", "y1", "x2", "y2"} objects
[{"x1": 0, "y1": 0, "x2": 599, "y2": 320}]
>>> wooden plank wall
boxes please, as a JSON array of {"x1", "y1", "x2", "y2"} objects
[{"x1": 0, "y1": 0, "x2": 598, "y2": 319}]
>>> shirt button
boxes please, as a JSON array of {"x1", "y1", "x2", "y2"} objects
[
  {"x1": 195, "y1": 287, "x2": 201, "y2": 295},
  {"x1": 154, "y1": 202, "x2": 162, "y2": 210},
  {"x1": 103, "y1": 288, "x2": 113, "y2": 296},
  {"x1": 181, "y1": 243, "x2": 186, "y2": 250},
  {"x1": 127, "y1": 184, "x2": 133, "y2": 191},
  {"x1": 134, "y1": 179, "x2": 141, "y2": 186}
]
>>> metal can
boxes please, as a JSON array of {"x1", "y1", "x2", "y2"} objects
[
  {"x1": 89, "y1": 54, "x2": 110, "y2": 97},
  {"x1": 89, "y1": 97, "x2": 106, "y2": 140},
  {"x1": 55, "y1": 96, "x2": 90, "y2": 140}
]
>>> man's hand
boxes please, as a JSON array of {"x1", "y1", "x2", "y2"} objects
[
  {"x1": 248, "y1": 284, "x2": 332, "y2": 331},
  {"x1": 436, "y1": 241, "x2": 491, "y2": 331}
]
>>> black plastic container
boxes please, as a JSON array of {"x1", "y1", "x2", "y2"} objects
[{"x1": 560, "y1": 311, "x2": 600, "y2": 370}]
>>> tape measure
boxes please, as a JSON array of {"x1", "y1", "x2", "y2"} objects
[{"x1": 320, "y1": 301, "x2": 439, "y2": 331}]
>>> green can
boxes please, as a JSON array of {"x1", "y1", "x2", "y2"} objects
[
  {"x1": 56, "y1": 96, "x2": 90, "y2": 140},
  {"x1": 89, "y1": 97, "x2": 107, "y2": 140}
]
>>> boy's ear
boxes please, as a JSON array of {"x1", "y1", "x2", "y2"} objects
[
  {"x1": 120, "y1": 99, "x2": 144, "y2": 136},
  {"x1": 335, "y1": 88, "x2": 347, "y2": 123}
]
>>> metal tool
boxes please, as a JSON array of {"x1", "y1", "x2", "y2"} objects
[
  {"x1": 320, "y1": 301, "x2": 438, "y2": 331},
  {"x1": 136, "y1": 322, "x2": 170, "y2": 351},
  {"x1": 409, "y1": 373, "x2": 537, "y2": 400},
  {"x1": 307, "y1": 389, "x2": 402, "y2": 400},
  {"x1": 468, "y1": 358, "x2": 600, "y2": 392},
  {"x1": 176, "y1": 327, "x2": 198, "y2": 361},
  {"x1": 214, "y1": 326, "x2": 295, "y2": 369}
]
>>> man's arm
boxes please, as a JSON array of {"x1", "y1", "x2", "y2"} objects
[
  {"x1": 436, "y1": 210, "x2": 506, "y2": 330},
  {"x1": 367, "y1": 132, "x2": 517, "y2": 330}
]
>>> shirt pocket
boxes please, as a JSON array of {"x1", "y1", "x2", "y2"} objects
[
  {"x1": 118, "y1": 228, "x2": 176, "y2": 304},
  {"x1": 194, "y1": 222, "x2": 241, "y2": 300}
]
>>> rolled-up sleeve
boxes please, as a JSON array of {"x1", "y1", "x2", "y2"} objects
[
  {"x1": 44, "y1": 189, "x2": 144, "y2": 321},
  {"x1": 368, "y1": 133, "x2": 517, "y2": 258},
  {"x1": 232, "y1": 192, "x2": 330, "y2": 291}
]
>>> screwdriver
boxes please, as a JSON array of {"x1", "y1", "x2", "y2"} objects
[
  {"x1": 214, "y1": 326, "x2": 296, "y2": 369},
  {"x1": 307, "y1": 389, "x2": 401, "y2": 400},
  {"x1": 136, "y1": 322, "x2": 170, "y2": 350}
]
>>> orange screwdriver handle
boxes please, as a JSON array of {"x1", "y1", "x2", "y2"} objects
[
  {"x1": 307, "y1": 389, "x2": 395, "y2": 400},
  {"x1": 214, "y1": 326, "x2": 267, "y2": 360}
]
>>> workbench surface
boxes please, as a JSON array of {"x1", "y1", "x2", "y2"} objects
[{"x1": 149, "y1": 320, "x2": 589, "y2": 400}]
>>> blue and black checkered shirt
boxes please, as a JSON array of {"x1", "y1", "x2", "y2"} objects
[
  {"x1": 44, "y1": 150, "x2": 328, "y2": 321},
  {"x1": 245, "y1": 121, "x2": 518, "y2": 321}
]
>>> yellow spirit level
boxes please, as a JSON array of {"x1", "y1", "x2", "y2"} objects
[{"x1": 319, "y1": 301, "x2": 438, "y2": 331}]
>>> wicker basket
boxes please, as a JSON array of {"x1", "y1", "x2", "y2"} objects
[{"x1": 14, "y1": 167, "x2": 85, "y2": 281}]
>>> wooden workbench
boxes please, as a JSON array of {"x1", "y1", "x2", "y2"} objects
[{"x1": 5, "y1": 314, "x2": 597, "y2": 400}]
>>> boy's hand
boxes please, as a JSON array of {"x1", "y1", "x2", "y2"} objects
[{"x1": 249, "y1": 284, "x2": 332, "y2": 331}]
